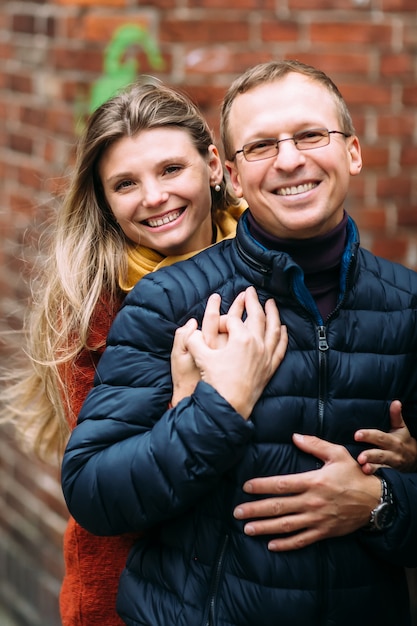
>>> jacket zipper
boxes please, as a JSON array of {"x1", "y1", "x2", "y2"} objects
[
  {"x1": 206, "y1": 534, "x2": 229, "y2": 626},
  {"x1": 317, "y1": 325, "x2": 329, "y2": 439},
  {"x1": 316, "y1": 325, "x2": 329, "y2": 625}
]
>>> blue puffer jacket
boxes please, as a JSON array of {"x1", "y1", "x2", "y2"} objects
[{"x1": 62, "y1": 212, "x2": 417, "y2": 626}]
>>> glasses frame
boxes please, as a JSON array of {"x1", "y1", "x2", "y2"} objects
[{"x1": 233, "y1": 128, "x2": 350, "y2": 162}]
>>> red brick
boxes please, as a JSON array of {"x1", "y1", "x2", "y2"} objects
[
  {"x1": 380, "y1": 53, "x2": 414, "y2": 77},
  {"x1": 8, "y1": 133, "x2": 33, "y2": 155},
  {"x1": 191, "y1": 0, "x2": 274, "y2": 6},
  {"x1": 20, "y1": 105, "x2": 47, "y2": 128},
  {"x1": 134, "y1": 0, "x2": 176, "y2": 6},
  {"x1": 261, "y1": 20, "x2": 300, "y2": 43},
  {"x1": 398, "y1": 206, "x2": 417, "y2": 228},
  {"x1": 401, "y1": 146, "x2": 417, "y2": 167},
  {"x1": 82, "y1": 14, "x2": 151, "y2": 42},
  {"x1": 17, "y1": 165, "x2": 46, "y2": 191},
  {"x1": 286, "y1": 52, "x2": 371, "y2": 77},
  {"x1": 346, "y1": 177, "x2": 366, "y2": 201},
  {"x1": 46, "y1": 108, "x2": 76, "y2": 136},
  {"x1": 197, "y1": 48, "x2": 271, "y2": 75},
  {"x1": 377, "y1": 176, "x2": 412, "y2": 199},
  {"x1": 52, "y1": 45, "x2": 103, "y2": 72},
  {"x1": 404, "y1": 24, "x2": 417, "y2": 48},
  {"x1": 12, "y1": 14, "x2": 36, "y2": 35},
  {"x1": 372, "y1": 236, "x2": 409, "y2": 262},
  {"x1": 381, "y1": 0, "x2": 417, "y2": 9},
  {"x1": 340, "y1": 82, "x2": 392, "y2": 106},
  {"x1": 181, "y1": 85, "x2": 227, "y2": 110},
  {"x1": 56, "y1": 0, "x2": 126, "y2": 5},
  {"x1": 289, "y1": 0, "x2": 358, "y2": 7},
  {"x1": 360, "y1": 145, "x2": 390, "y2": 168},
  {"x1": 310, "y1": 21, "x2": 393, "y2": 45},
  {"x1": 403, "y1": 85, "x2": 417, "y2": 105},
  {"x1": 184, "y1": 46, "x2": 233, "y2": 74},
  {"x1": 0, "y1": 41, "x2": 13, "y2": 60},
  {"x1": 349, "y1": 207, "x2": 387, "y2": 232},
  {"x1": 377, "y1": 113, "x2": 415, "y2": 136},
  {"x1": 161, "y1": 18, "x2": 249, "y2": 43},
  {"x1": 7, "y1": 72, "x2": 33, "y2": 94}
]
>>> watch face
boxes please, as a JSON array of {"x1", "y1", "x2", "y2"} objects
[{"x1": 374, "y1": 502, "x2": 395, "y2": 531}]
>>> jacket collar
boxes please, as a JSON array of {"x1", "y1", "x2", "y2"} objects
[{"x1": 234, "y1": 209, "x2": 360, "y2": 311}]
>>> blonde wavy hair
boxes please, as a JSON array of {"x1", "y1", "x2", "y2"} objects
[{"x1": 2, "y1": 80, "x2": 238, "y2": 462}]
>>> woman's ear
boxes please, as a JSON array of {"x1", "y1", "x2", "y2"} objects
[{"x1": 207, "y1": 145, "x2": 224, "y2": 184}]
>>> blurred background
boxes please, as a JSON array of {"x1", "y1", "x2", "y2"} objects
[{"x1": 1, "y1": 0, "x2": 417, "y2": 624}]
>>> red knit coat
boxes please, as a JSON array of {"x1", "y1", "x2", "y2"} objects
[{"x1": 60, "y1": 297, "x2": 142, "y2": 626}]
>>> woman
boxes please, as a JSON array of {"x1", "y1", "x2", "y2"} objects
[{"x1": 2, "y1": 80, "x2": 244, "y2": 626}]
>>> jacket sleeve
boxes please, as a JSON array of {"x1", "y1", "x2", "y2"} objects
[
  {"x1": 359, "y1": 468, "x2": 417, "y2": 568},
  {"x1": 61, "y1": 278, "x2": 254, "y2": 536}
]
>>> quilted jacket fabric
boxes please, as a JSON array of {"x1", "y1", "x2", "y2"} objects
[{"x1": 62, "y1": 211, "x2": 417, "y2": 626}]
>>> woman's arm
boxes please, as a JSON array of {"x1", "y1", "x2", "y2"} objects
[{"x1": 61, "y1": 286, "x2": 287, "y2": 536}]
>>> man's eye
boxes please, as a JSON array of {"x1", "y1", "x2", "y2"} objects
[
  {"x1": 247, "y1": 140, "x2": 275, "y2": 153},
  {"x1": 297, "y1": 130, "x2": 326, "y2": 141}
]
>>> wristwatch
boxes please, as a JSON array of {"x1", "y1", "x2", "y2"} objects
[{"x1": 367, "y1": 477, "x2": 396, "y2": 532}]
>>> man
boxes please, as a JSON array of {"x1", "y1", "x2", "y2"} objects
[{"x1": 62, "y1": 61, "x2": 417, "y2": 625}]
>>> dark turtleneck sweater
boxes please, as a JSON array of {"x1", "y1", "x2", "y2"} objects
[{"x1": 247, "y1": 211, "x2": 348, "y2": 321}]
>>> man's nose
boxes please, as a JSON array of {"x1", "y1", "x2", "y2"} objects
[{"x1": 272, "y1": 138, "x2": 306, "y2": 170}]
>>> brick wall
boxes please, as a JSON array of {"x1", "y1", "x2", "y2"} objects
[{"x1": 1, "y1": 0, "x2": 417, "y2": 623}]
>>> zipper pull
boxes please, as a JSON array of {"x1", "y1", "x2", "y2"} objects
[{"x1": 318, "y1": 325, "x2": 329, "y2": 351}]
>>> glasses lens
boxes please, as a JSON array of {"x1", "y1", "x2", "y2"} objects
[
  {"x1": 244, "y1": 139, "x2": 278, "y2": 161},
  {"x1": 295, "y1": 129, "x2": 329, "y2": 150}
]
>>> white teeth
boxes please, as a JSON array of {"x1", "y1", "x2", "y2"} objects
[
  {"x1": 277, "y1": 182, "x2": 316, "y2": 196},
  {"x1": 146, "y1": 210, "x2": 182, "y2": 228}
]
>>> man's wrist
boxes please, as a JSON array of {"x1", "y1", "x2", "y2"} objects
[{"x1": 365, "y1": 477, "x2": 396, "y2": 532}]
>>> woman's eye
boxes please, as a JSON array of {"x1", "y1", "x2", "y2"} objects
[
  {"x1": 164, "y1": 165, "x2": 181, "y2": 175},
  {"x1": 115, "y1": 180, "x2": 134, "y2": 191}
]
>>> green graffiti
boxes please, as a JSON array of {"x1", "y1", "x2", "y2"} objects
[{"x1": 89, "y1": 24, "x2": 164, "y2": 113}]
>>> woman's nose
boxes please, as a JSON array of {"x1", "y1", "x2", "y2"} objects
[{"x1": 142, "y1": 181, "x2": 169, "y2": 207}]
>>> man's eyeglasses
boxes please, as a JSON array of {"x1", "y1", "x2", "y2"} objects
[{"x1": 233, "y1": 128, "x2": 350, "y2": 162}]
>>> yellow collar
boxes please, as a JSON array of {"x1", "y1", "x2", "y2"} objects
[{"x1": 119, "y1": 205, "x2": 244, "y2": 292}]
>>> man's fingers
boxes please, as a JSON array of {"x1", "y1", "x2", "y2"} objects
[
  {"x1": 291, "y1": 433, "x2": 345, "y2": 463},
  {"x1": 389, "y1": 399, "x2": 404, "y2": 430}
]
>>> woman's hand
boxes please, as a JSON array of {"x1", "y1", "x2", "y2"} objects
[
  {"x1": 170, "y1": 289, "x2": 238, "y2": 407},
  {"x1": 171, "y1": 287, "x2": 288, "y2": 418}
]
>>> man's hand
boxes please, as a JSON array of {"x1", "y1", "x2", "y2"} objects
[
  {"x1": 233, "y1": 433, "x2": 381, "y2": 551},
  {"x1": 356, "y1": 400, "x2": 417, "y2": 474}
]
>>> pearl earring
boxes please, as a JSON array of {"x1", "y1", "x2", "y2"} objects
[{"x1": 214, "y1": 184, "x2": 221, "y2": 192}]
